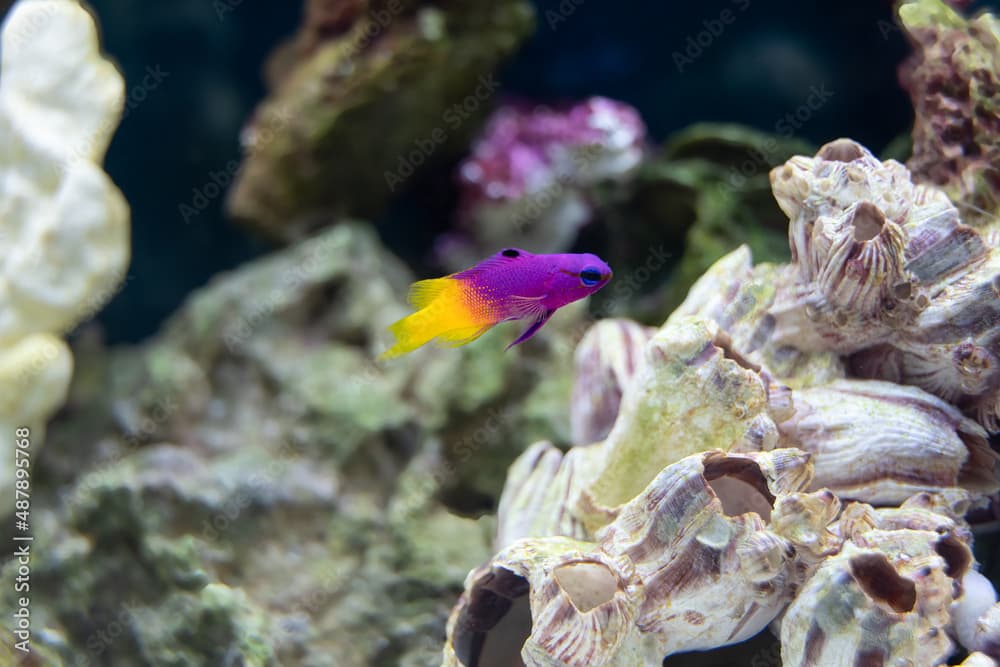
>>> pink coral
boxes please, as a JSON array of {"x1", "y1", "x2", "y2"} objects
[{"x1": 440, "y1": 97, "x2": 646, "y2": 269}]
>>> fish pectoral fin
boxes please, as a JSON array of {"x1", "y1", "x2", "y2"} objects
[
  {"x1": 506, "y1": 310, "x2": 554, "y2": 350},
  {"x1": 507, "y1": 294, "x2": 548, "y2": 320},
  {"x1": 435, "y1": 324, "x2": 493, "y2": 348}
]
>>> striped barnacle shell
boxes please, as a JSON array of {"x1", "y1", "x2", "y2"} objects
[
  {"x1": 569, "y1": 318, "x2": 656, "y2": 445},
  {"x1": 441, "y1": 536, "x2": 643, "y2": 667},
  {"x1": 780, "y1": 542, "x2": 958, "y2": 667},
  {"x1": 769, "y1": 489, "x2": 843, "y2": 582},
  {"x1": 595, "y1": 449, "x2": 813, "y2": 658},
  {"x1": 494, "y1": 440, "x2": 594, "y2": 550},
  {"x1": 777, "y1": 379, "x2": 999, "y2": 506},
  {"x1": 576, "y1": 317, "x2": 787, "y2": 529},
  {"x1": 780, "y1": 498, "x2": 975, "y2": 667},
  {"x1": 442, "y1": 449, "x2": 816, "y2": 666},
  {"x1": 767, "y1": 138, "x2": 1000, "y2": 430},
  {"x1": 669, "y1": 245, "x2": 845, "y2": 389},
  {"x1": 769, "y1": 140, "x2": 928, "y2": 353}
]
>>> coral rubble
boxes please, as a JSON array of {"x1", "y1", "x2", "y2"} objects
[
  {"x1": 898, "y1": 0, "x2": 1000, "y2": 229},
  {"x1": 1, "y1": 223, "x2": 588, "y2": 665}
]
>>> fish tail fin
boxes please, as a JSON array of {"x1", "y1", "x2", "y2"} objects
[
  {"x1": 379, "y1": 311, "x2": 437, "y2": 360},
  {"x1": 380, "y1": 278, "x2": 491, "y2": 359}
]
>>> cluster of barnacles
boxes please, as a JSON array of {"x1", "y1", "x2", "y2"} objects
[{"x1": 440, "y1": 140, "x2": 1000, "y2": 667}]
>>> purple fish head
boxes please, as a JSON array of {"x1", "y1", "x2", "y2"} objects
[{"x1": 546, "y1": 252, "x2": 613, "y2": 308}]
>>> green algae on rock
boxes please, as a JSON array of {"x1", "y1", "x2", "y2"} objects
[
  {"x1": 226, "y1": 0, "x2": 536, "y2": 239},
  {"x1": 5, "y1": 222, "x2": 583, "y2": 666},
  {"x1": 577, "y1": 317, "x2": 778, "y2": 527}
]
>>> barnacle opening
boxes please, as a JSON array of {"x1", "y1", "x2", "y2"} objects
[
  {"x1": 892, "y1": 281, "x2": 913, "y2": 300},
  {"x1": 712, "y1": 329, "x2": 761, "y2": 373},
  {"x1": 850, "y1": 201, "x2": 886, "y2": 242},
  {"x1": 818, "y1": 139, "x2": 865, "y2": 163},
  {"x1": 553, "y1": 561, "x2": 618, "y2": 612},
  {"x1": 935, "y1": 534, "x2": 971, "y2": 580},
  {"x1": 849, "y1": 552, "x2": 916, "y2": 613},
  {"x1": 453, "y1": 566, "x2": 531, "y2": 667},
  {"x1": 703, "y1": 455, "x2": 776, "y2": 521}
]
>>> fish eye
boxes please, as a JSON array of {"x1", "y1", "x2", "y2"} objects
[
  {"x1": 580, "y1": 267, "x2": 602, "y2": 286},
  {"x1": 501, "y1": 248, "x2": 520, "y2": 258}
]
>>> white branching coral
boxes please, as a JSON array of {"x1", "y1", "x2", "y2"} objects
[{"x1": 0, "y1": 0, "x2": 129, "y2": 497}]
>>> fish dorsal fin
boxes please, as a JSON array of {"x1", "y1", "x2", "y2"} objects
[
  {"x1": 407, "y1": 277, "x2": 453, "y2": 308},
  {"x1": 454, "y1": 249, "x2": 532, "y2": 280}
]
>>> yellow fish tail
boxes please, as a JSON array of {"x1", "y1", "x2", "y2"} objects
[{"x1": 380, "y1": 278, "x2": 493, "y2": 359}]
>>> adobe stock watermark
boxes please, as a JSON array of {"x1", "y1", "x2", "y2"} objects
[
  {"x1": 877, "y1": 17, "x2": 902, "y2": 41},
  {"x1": 507, "y1": 144, "x2": 604, "y2": 236},
  {"x1": 432, "y1": 406, "x2": 511, "y2": 487},
  {"x1": 384, "y1": 73, "x2": 501, "y2": 192},
  {"x1": 221, "y1": 232, "x2": 345, "y2": 351},
  {"x1": 199, "y1": 440, "x2": 304, "y2": 542},
  {"x1": 66, "y1": 392, "x2": 181, "y2": 514},
  {"x1": 545, "y1": 0, "x2": 586, "y2": 31},
  {"x1": 727, "y1": 83, "x2": 834, "y2": 188},
  {"x1": 81, "y1": 598, "x2": 147, "y2": 663},
  {"x1": 213, "y1": 0, "x2": 245, "y2": 21},
  {"x1": 179, "y1": 106, "x2": 291, "y2": 223},
  {"x1": 673, "y1": 0, "x2": 752, "y2": 73},
  {"x1": 549, "y1": 243, "x2": 673, "y2": 358},
  {"x1": 178, "y1": 159, "x2": 241, "y2": 224},
  {"x1": 56, "y1": 65, "x2": 170, "y2": 178},
  {"x1": 343, "y1": 0, "x2": 406, "y2": 60}
]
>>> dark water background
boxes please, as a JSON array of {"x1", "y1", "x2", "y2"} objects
[{"x1": 87, "y1": 0, "x2": 1000, "y2": 343}]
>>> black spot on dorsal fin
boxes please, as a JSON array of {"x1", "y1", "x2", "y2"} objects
[{"x1": 501, "y1": 248, "x2": 520, "y2": 258}]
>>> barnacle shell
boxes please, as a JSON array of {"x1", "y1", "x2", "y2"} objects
[
  {"x1": 970, "y1": 604, "x2": 1000, "y2": 658},
  {"x1": 667, "y1": 245, "x2": 845, "y2": 388},
  {"x1": 769, "y1": 490, "x2": 842, "y2": 579},
  {"x1": 780, "y1": 542, "x2": 956, "y2": 666},
  {"x1": 495, "y1": 440, "x2": 593, "y2": 550},
  {"x1": 444, "y1": 449, "x2": 816, "y2": 666},
  {"x1": 782, "y1": 497, "x2": 974, "y2": 667},
  {"x1": 576, "y1": 317, "x2": 791, "y2": 529},
  {"x1": 778, "y1": 379, "x2": 999, "y2": 505},
  {"x1": 597, "y1": 449, "x2": 813, "y2": 656},
  {"x1": 769, "y1": 138, "x2": 976, "y2": 353},
  {"x1": 442, "y1": 536, "x2": 642, "y2": 667},
  {"x1": 570, "y1": 318, "x2": 656, "y2": 445},
  {"x1": 768, "y1": 138, "x2": 1000, "y2": 430}
]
